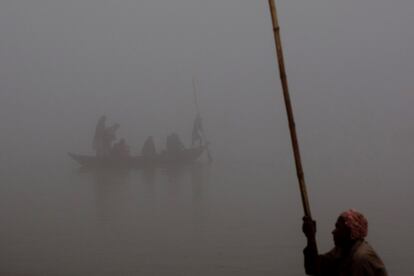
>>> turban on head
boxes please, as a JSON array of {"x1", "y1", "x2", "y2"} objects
[{"x1": 340, "y1": 209, "x2": 368, "y2": 240}]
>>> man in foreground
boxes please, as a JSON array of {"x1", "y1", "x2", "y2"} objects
[{"x1": 303, "y1": 209, "x2": 387, "y2": 275}]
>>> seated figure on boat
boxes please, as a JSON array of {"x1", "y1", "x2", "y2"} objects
[
  {"x1": 141, "y1": 136, "x2": 157, "y2": 158},
  {"x1": 111, "y1": 138, "x2": 130, "y2": 158},
  {"x1": 166, "y1": 133, "x2": 185, "y2": 155}
]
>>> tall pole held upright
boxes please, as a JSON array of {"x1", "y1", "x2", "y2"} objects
[
  {"x1": 192, "y1": 77, "x2": 200, "y2": 114},
  {"x1": 268, "y1": 0, "x2": 312, "y2": 218},
  {"x1": 192, "y1": 77, "x2": 213, "y2": 163}
]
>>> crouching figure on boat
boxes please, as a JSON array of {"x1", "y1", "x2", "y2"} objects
[
  {"x1": 111, "y1": 138, "x2": 130, "y2": 158},
  {"x1": 166, "y1": 133, "x2": 185, "y2": 155},
  {"x1": 142, "y1": 136, "x2": 157, "y2": 158}
]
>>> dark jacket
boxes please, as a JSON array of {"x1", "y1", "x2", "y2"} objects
[{"x1": 304, "y1": 240, "x2": 387, "y2": 276}]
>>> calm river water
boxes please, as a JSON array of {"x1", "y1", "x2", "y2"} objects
[{"x1": 0, "y1": 153, "x2": 412, "y2": 275}]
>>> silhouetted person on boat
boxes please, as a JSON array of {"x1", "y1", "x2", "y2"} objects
[
  {"x1": 111, "y1": 138, "x2": 130, "y2": 158},
  {"x1": 103, "y1": 123, "x2": 120, "y2": 156},
  {"x1": 303, "y1": 209, "x2": 387, "y2": 276},
  {"x1": 166, "y1": 133, "x2": 185, "y2": 155},
  {"x1": 141, "y1": 136, "x2": 157, "y2": 158},
  {"x1": 192, "y1": 114, "x2": 203, "y2": 147},
  {"x1": 92, "y1": 115, "x2": 106, "y2": 157}
]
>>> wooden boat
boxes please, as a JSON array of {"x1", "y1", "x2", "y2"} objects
[{"x1": 68, "y1": 146, "x2": 206, "y2": 169}]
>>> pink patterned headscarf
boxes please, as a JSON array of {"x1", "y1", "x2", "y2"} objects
[{"x1": 340, "y1": 209, "x2": 368, "y2": 240}]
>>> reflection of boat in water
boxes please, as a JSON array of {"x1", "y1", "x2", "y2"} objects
[{"x1": 68, "y1": 146, "x2": 206, "y2": 169}]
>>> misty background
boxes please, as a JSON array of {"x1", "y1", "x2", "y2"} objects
[{"x1": 0, "y1": 0, "x2": 413, "y2": 275}]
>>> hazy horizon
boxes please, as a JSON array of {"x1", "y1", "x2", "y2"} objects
[{"x1": 1, "y1": 0, "x2": 413, "y2": 275}]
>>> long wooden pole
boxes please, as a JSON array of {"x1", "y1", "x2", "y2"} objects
[
  {"x1": 268, "y1": 0, "x2": 312, "y2": 218},
  {"x1": 192, "y1": 77, "x2": 200, "y2": 113},
  {"x1": 192, "y1": 77, "x2": 213, "y2": 163}
]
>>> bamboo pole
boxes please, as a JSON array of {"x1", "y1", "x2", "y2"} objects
[
  {"x1": 192, "y1": 77, "x2": 213, "y2": 163},
  {"x1": 268, "y1": 0, "x2": 312, "y2": 218},
  {"x1": 192, "y1": 77, "x2": 200, "y2": 113}
]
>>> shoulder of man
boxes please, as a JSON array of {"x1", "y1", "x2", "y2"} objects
[{"x1": 352, "y1": 241, "x2": 388, "y2": 276}]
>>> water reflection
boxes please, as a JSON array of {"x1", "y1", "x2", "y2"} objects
[
  {"x1": 69, "y1": 163, "x2": 212, "y2": 275},
  {"x1": 161, "y1": 163, "x2": 210, "y2": 224},
  {"x1": 141, "y1": 167, "x2": 157, "y2": 207},
  {"x1": 77, "y1": 163, "x2": 211, "y2": 230},
  {"x1": 91, "y1": 169, "x2": 130, "y2": 224},
  {"x1": 190, "y1": 163, "x2": 210, "y2": 230},
  {"x1": 162, "y1": 164, "x2": 185, "y2": 200}
]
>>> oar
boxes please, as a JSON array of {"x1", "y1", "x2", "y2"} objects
[
  {"x1": 268, "y1": 0, "x2": 313, "y2": 219},
  {"x1": 192, "y1": 77, "x2": 213, "y2": 163}
]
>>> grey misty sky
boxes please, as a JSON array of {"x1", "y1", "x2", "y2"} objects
[
  {"x1": 0, "y1": 0, "x2": 413, "y2": 167},
  {"x1": 1, "y1": 2, "x2": 414, "y2": 272}
]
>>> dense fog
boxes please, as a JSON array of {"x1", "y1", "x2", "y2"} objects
[{"x1": 1, "y1": 0, "x2": 413, "y2": 275}]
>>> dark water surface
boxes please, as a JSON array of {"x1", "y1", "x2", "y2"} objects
[{"x1": 0, "y1": 154, "x2": 412, "y2": 275}]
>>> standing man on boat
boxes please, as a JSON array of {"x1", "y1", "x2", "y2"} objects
[
  {"x1": 92, "y1": 115, "x2": 106, "y2": 157},
  {"x1": 302, "y1": 209, "x2": 387, "y2": 275},
  {"x1": 192, "y1": 114, "x2": 203, "y2": 147}
]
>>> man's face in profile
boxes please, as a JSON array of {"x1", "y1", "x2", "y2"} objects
[{"x1": 332, "y1": 216, "x2": 351, "y2": 247}]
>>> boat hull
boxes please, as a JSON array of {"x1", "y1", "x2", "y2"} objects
[{"x1": 68, "y1": 146, "x2": 206, "y2": 169}]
